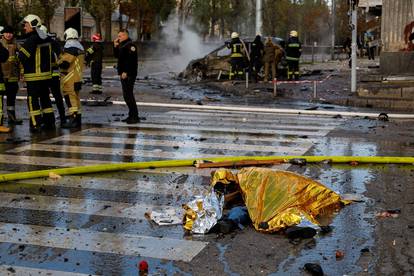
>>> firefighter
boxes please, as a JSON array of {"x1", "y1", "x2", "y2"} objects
[
  {"x1": 113, "y1": 29, "x2": 139, "y2": 124},
  {"x1": 249, "y1": 34, "x2": 264, "y2": 83},
  {"x1": 58, "y1": 28, "x2": 85, "y2": 129},
  {"x1": 40, "y1": 25, "x2": 66, "y2": 126},
  {"x1": 286, "y1": 30, "x2": 302, "y2": 80},
  {"x1": 226, "y1": 32, "x2": 246, "y2": 80},
  {"x1": 18, "y1": 14, "x2": 55, "y2": 132},
  {"x1": 0, "y1": 27, "x2": 10, "y2": 133},
  {"x1": 85, "y1": 33, "x2": 103, "y2": 94},
  {"x1": 1, "y1": 25, "x2": 22, "y2": 125},
  {"x1": 263, "y1": 37, "x2": 276, "y2": 82}
]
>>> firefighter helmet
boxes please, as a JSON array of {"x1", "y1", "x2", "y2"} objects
[
  {"x1": 92, "y1": 33, "x2": 101, "y2": 42},
  {"x1": 290, "y1": 30, "x2": 298, "y2": 37},
  {"x1": 23, "y1": 14, "x2": 42, "y2": 28},
  {"x1": 64, "y1": 28, "x2": 79, "y2": 40},
  {"x1": 231, "y1": 32, "x2": 239, "y2": 39}
]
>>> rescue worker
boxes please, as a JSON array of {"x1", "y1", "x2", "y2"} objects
[
  {"x1": 85, "y1": 33, "x2": 103, "y2": 94},
  {"x1": 0, "y1": 27, "x2": 10, "y2": 133},
  {"x1": 40, "y1": 25, "x2": 66, "y2": 126},
  {"x1": 113, "y1": 29, "x2": 139, "y2": 124},
  {"x1": 1, "y1": 25, "x2": 22, "y2": 125},
  {"x1": 226, "y1": 32, "x2": 246, "y2": 80},
  {"x1": 18, "y1": 14, "x2": 55, "y2": 132},
  {"x1": 286, "y1": 30, "x2": 302, "y2": 80},
  {"x1": 263, "y1": 37, "x2": 276, "y2": 82},
  {"x1": 58, "y1": 28, "x2": 85, "y2": 129},
  {"x1": 249, "y1": 34, "x2": 264, "y2": 83}
]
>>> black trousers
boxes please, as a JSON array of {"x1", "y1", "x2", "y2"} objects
[
  {"x1": 121, "y1": 76, "x2": 138, "y2": 119},
  {"x1": 27, "y1": 80, "x2": 55, "y2": 129},
  {"x1": 91, "y1": 63, "x2": 102, "y2": 91},
  {"x1": 249, "y1": 58, "x2": 262, "y2": 82},
  {"x1": 0, "y1": 90, "x2": 4, "y2": 125},
  {"x1": 5, "y1": 81, "x2": 18, "y2": 108},
  {"x1": 49, "y1": 76, "x2": 66, "y2": 121},
  {"x1": 229, "y1": 57, "x2": 245, "y2": 80}
]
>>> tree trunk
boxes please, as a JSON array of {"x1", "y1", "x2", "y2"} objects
[
  {"x1": 95, "y1": 18, "x2": 102, "y2": 36},
  {"x1": 104, "y1": 10, "x2": 112, "y2": 41}
]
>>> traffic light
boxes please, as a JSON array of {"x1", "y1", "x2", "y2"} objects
[{"x1": 64, "y1": 7, "x2": 82, "y2": 38}]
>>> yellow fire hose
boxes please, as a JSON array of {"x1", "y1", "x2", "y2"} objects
[{"x1": 1, "y1": 155, "x2": 413, "y2": 183}]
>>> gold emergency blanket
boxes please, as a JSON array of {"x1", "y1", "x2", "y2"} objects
[{"x1": 214, "y1": 168, "x2": 349, "y2": 232}]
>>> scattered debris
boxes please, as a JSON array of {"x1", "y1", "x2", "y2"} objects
[
  {"x1": 304, "y1": 263, "x2": 324, "y2": 276},
  {"x1": 376, "y1": 208, "x2": 401, "y2": 218},
  {"x1": 319, "y1": 225, "x2": 333, "y2": 234},
  {"x1": 332, "y1": 114, "x2": 342, "y2": 119},
  {"x1": 194, "y1": 159, "x2": 284, "y2": 169},
  {"x1": 349, "y1": 161, "x2": 359, "y2": 166},
  {"x1": 138, "y1": 260, "x2": 149, "y2": 276},
  {"x1": 342, "y1": 193, "x2": 365, "y2": 202},
  {"x1": 378, "y1": 113, "x2": 389, "y2": 122},
  {"x1": 286, "y1": 226, "x2": 317, "y2": 239},
  {"x1": 306, "y1": 106, "x2": 319, "y2": 110},
  {"x1": 289, "y1": 158, "x2": 307, "y2": 166},
  {"x1": 48, "y1": 172, "x2": 62, "y2": 180},
  {"x1": 335, "y1": 250, "x2": 345, "y2": 260},
  {"x1": 146, "y1": 209, "x2": 181, "y2": 226}
]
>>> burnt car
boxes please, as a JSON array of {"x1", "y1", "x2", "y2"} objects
[{"x1": 180, "y1": 37, "x2": 286, "y2": 81}]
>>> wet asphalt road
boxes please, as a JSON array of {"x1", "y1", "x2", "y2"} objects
[{"x1": 0, "y1": 69, "x2": 413, "y2": 275}]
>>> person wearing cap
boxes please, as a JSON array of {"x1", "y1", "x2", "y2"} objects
[
  {"x1": 85, "y1": 33, "x2": 104, "y2": 94},
  {"x1": 286, "y1": 30, "x2": 302, "y2": 80},
  {"x1": 226, "y1": 32, "x2": 246, "y2": 80},
  {"x1": 0, "y1": 27, "x2": 10, "y2": 133},
  {"x1": 113, "y1": 29, "x2": 139, "y2": 124},
  {"x1": 1, "y1": 25, "x2": 22, "y2": 125},
  {"x1": 17, "y1": 14, "x2": 55, "y2": 132},
  {"x1": 39, "y1": 25, "x2": 66, "y2": 127},
  {"x1": 57, "y1": 28, "x2": 85, "y2": 128}
]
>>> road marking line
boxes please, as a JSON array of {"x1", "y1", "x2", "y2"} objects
[
  {"x1": 0, "y1": 192, "x2": 180, "y2": 220},
  {"x1": 8, "y1": 137, "x2": 309, "y2": 154},
  {"x1": 0, "y1": 265, "x2": 96, "y2": 276},
  {"x1": 14, "y1": 175, "x2": 209, "y2": 196},
  {"x1": 0, "y1": 222, "x2": 207, "y2": 262}
]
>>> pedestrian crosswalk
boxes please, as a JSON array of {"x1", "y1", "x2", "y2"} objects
[{"x1": 0, "y1": 108, "x2": 344, "y2": 275}]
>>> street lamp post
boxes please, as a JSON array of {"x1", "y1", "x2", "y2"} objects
[
  {"x1": 351, "y1": 0, "x2": 357, "y2": 93},
  {"x1": 256, "y1": 0, "x2": 262, "y2": 35}
]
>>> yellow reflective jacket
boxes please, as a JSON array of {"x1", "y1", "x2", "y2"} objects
[{"x1": 58, "y1": 41, "x2": 84, "y2": 92}]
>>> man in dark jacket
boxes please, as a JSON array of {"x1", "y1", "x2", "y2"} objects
[
  {"x1": 249, "y1": 35, "x2": 264, "y2": 82},
  {"x1": 18, "y1": 14, "x2": 55, "y2": 132},
  {"x1": 86, "y1": 33, "x2": 103, "y2": 94},
  {"x1": 286, "y1": 30, "x2": 302, "y2": 80},
  {"x1": 113, "y1": 29, "x2": 139, "y2": 124}
]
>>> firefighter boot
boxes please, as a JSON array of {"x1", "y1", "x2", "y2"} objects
[
  {"x1": 7, "y1": 110, "x2": 23, "y2": 125},
  {"x1": 62, "y1": 113, "x2": 81, "y2": 129}
]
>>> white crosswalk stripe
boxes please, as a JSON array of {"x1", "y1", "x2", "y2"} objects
[{"x1": 0, "y1": 109, "x2": 343, "y2": 273}]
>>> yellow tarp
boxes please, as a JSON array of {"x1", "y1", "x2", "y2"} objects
[{"x1": 213, "y1": 168, "x2": 349, "y2": 232}]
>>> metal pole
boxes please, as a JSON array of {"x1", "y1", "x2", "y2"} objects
[
  {"x1": 273, "y1": 78, "x2": 277, "y2": 97},
  {"x1": 246, "y1": 73, "x2": 249, "y2": 89},
  {"x1": 351, "y1": 2, "x2": 357, "y2": 93},
  {"x1": 331, "y1": 0, "x2": 336, "y2": 60},
  {"x1": 313, "y1": 81, "x2": 317, "y2": 99},
  {"x1": 256, "y1": 0, "x2": 262, "y2": 35}
]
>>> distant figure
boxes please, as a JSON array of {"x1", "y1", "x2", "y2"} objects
[
  {"x1": 113, "y1": 29, "x2": 139, "y2": 124},
  {"x1": 343, "y1": 37, "x2": 351, "y2": 68},
  {"x1": 86, "y1": 33, "x2": 104, "y2": 94},
  {"x1": 58, "y1": 28, "x2": 85, "y2": 128},
  {"x1": 0, "y1": 27, "x2": 10, "y2": 133},
  {"x1": 286, "y1": 30, "x2": 302, "y2": 80},
  {"x1": 368, "y1": 36, "x2": 376, "y2": 60},
  {"x1": 249, "y1": 35, "x2": 264, "y2": 83},
  {"x1": 1, "y1": 25, "x2": 22, "y2": 125},
  {"x1": 263, "y1": 37, "x2": 276, "y2": 82},
  {"x1": 226, "y1": 32, "x2": 246, "y2": 80}
]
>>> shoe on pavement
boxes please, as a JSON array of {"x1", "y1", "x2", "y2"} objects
[{"x1": 126, "y1": 117, "x2": 140, "y2": 124}]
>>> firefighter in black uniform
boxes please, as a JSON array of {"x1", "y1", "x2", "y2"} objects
[
  {"x1": 0, "y1": 29, "x2": 10, "y2": 133},
  {"x1": 249, "y1": 34, "x2": 264, "y2": 83},
  {"x1": 286, "y1": 30, "x2": 302, "y2": 80},
  {"x1": 113, "y1": 29, "x2": 139, "y2": 124},
  {"x1": 40, "y1": 25, "x2": 66, "y2": 126},
  {"x1": 86, "y1": 33, "x2": 103, "y2": 94},
  {"x1": 18, "y1": 14, "x2": 55, "y2": 132},
  {"x1": 226, "y1": 32, "x2": 246, "y2": 80}
]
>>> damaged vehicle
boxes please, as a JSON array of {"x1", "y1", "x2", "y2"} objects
[{"x1": 180, "y1": 37, "x2": 287, "y2": 81}]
